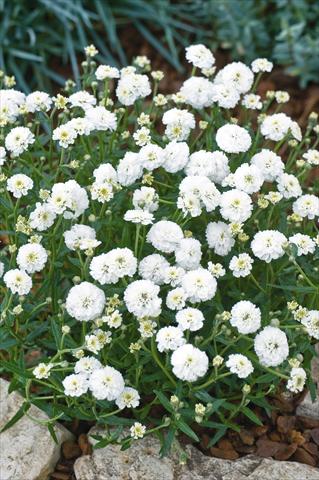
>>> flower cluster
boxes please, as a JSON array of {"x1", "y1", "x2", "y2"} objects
[{"x1": 0, "y1": 44, "x2": 318, "y2": 452}]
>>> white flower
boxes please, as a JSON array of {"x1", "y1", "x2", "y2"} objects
[
  {"x1": 164, "y1": 265, "x2": 185, "y2": 287},
  {"x1": 180, "y1": 77, "x2": 214, "y2": 109},
  {"x1": 124, "y1": 209, "x2": 154, "y2": 225},
  {"x1": 251, "y1": 58, "x2": 273, "y2": 73},
  {"x1": 181, "y1": 268, "x2": 217, "y2": 303},
  {"x1": 29, "y1": 203, "x2": 56, "y2": 231},
  {"x1": 163, "y1": 141, "x2": 189, "y2": 173},
  {"x1": 89, "y1": 366, "x2": 124, "y2": 400},
  {"x1": 52, "y1": 124, "x2": 77, "y2": 148},
  {"x1": 138, "y1": 318, "x2": 157, "y2": 338},
  {"x1": 171, "y1": 344, "x2": 209, "y2": 382},
  {"x1": 211, "y1": 83, "x2": 240, "y2": 109},
  {"x1": 175, "y1": 238, "x2": 202, "y2": 270},
  {"x1": 226, "y1": 354, "x2": 254, "y2": 378},
  {"x1": 185, "y1": 44, "x2": 215, "y2": 69},
  {"x1": 277, "y1": 173, "x2": 302, "y2": 199},
  {"x1": 216, "y1": 124, "x2": 252, "y2": 154},
  {"x1": 156, "y1": 326, "x2": 185, "y2": 352},
  {"x1": 4, "y1": 269, "x2": 32, "y2": 295},
  {"x1": 90, "y1": 248, "x2": 137, "y2": 285},
  {"x1": 93, "y1": 163, "x2": 117, "y2": 184},
  {"x1": 229, "y1": 253, "x2": 254, "y2": 277},
  {"x1": 166, "y1": 287, "x2": 188, "y2": 310},
  {"x1": 292, "y1": 194, "x2": 319, "y2": 219},
  {"x1": 7, "y1": 174, "x2": 33, "y2": 198},
  {"x1": 138, "y1": 254, "x2": 169, "y2": 285},
  {"x1": 133, "y1": 187, "x2": 159, "y2": 212},
  {"x1": 68, "y1": 117, "x2": 94, "y2": 136},
  {"x1": 17, "y1": 243, "x2": 48, "y2": 274},
  {"x1": 63, "y1": 373, "x2": 88, "y2": 397},
  {"x1": 85, "y1": 106, "x2": 117, "y2": 131},
  {"x1": 275, "y1": 91, "x2": 290, "y2": 104},
  {"x1": 219, "y1": 189, "x2": 253, "y2": 223},
  {"x1": 287, "y1": 367, "x2": 306, "y2": 393},
  {"x1": 233, "y1": 163, "x2": 264, "y2": 194},
  {"x1": 0, "y1": 262, "x2": 4, "y2": 278},
  {"x1": 104, "y1": 310, "x2": 123, "y2": 329},
  {"x1": 176, "y1": 307, "x2": 204, "y2": 331},
  {"x1": 64, "y1": 224, "x2": 100, "y2": 251},
  {"x1": 130, "y1": 422, "x2": 146, "y2": 439},
  {"x1": 138, "y1": 143, "x2": 164, "y2": 171},
  {"x1": 74, "y1": 356, "x2": 102, "y2": 376},
  {"x1": 5, "y1": 126, "x2": 35, "y2": 156},
  {"x1": 207, "y1": 262, "x2": 225, "y2": 278},
  {"x1": 133, "y1": 127, "x2": 151, "y2": 146},
  {"x1": 66, "y1": 282, "x2": 105, "y2": 322},
  {"x1": 301, "y1": 310, "x2": 319, "y2": 340},
  {"x1": 147, "y1": 221, "x2": 184, "y2": 253},
  {"x1": 290, "y1": 121, "x2": 302, "y2": 141},
  {"x1": 178, "y1": 175, "x2": 220, "y2": 217},
  {"x1": 230, "y1": 301, "x2": 261, "y2": 334},
  {"x1": 260, "y1": 113, "x2": 292, "y2": 141},
  {"x1": 48, "y1": 180, "x2": 89, "y2": 219},
  {"x1": 206, "y1": 221, "x2": 235, "y2": 256},
  {"x1": 303, "y1": 149, "x2": 319, "y2": 166},
  {"x1": 124, "y1": 280, "x2": 161, "y2": 318},
  {"x1": 185, "y1": 150, "x2": 230, "y2": 184},
  {"x1": 33, "y1": 362, "x2": 53, "y2": 379},
  {"x1": 0, "y1": 146, "x2": 6, "y2": 166},
  {"x1": 25, "y1": 91, "x2": 52, "y2": 112},
  {"x1": 251, "y1": 149, "x2": 284, "y2": 182},
  {"x1": 116, "y1": 72, "x2": 151, "y2": 106},
  {"x1": 85, "y1": 334, "x2": 103, "y2": 354},
  {"x1": 162, "y1": 108, "x2": 195, "y2": 141},
  {"x1": 254, "y1": 326, "x2": 289, "y2": 367},
  {"x1": 115, "y1": 387, "x2": 140, "y2": 409},
  {"x1": 117, "y1": 152, "x2": 143, "y2": 186},
  {"x1": 215, "y1": 62, "x2": 254, "y2": 93},
  {"x1": 95, "y1": 65, "x2": 120, "y2": 80},
  {"x1": 289, "y1": 234, "x2": 316, "y2": 256},
  {"x1": 251, "y1": 230, "x2": 287, "y2": 263},
  {"x1": 242, "y1": 93, "x2": 262, "y2": 110},
  {"x1": 69, "y1": 91, "x2": 96, "y2": 110}
]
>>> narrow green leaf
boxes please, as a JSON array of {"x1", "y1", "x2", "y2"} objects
[{"x1": 175, "y1": 419, "x2": 199, "y2": 442}]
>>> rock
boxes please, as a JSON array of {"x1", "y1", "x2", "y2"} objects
[
  {"x1": 0, "y1": 378, "x2": 73, "y2": 480},
  {"x1": 296, "y1": 392, "x2": 319, "y2": 420},
  {"x1": 296, "y1": 344, "x2": 319, "y2": 420},
  {"x1": 74, "y1": 426, "x2": 319, "y2": 480}
]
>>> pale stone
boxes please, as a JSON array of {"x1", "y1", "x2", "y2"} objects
[
  {"x1": 74, "y1": 426, "x2": 319, "y2": 480},
  {"x1": 296, "y1": 343, "x2": 319, "y2": 419},
  {"x1": 296, "y1": 392, "x2": 319, "y2": 420},
  {"x1": 0, "y1": 378, "x2": 73, "y2": 480}
]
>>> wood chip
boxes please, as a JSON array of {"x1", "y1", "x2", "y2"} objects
[
  {"x1": 273, "y1": 443, "x2": 297, "y2": 461},
  {"x1": 292, "y1": 447, "x2": 317, "y2": 467},
  {"x1": 277, "y1": 415, "x2": 296, "y2": 434},
  {"x1": 62, "y1": 441, "x2": 82, "y2": 460},
  {"x1": 239, "y1": 428, "x2": 255, "y2": 446},
  {"x1": 210, "y1": 446, "x2": 239, "y2": 460},
  {"x1": 256, "y1": 439, "x2": 282, "y2": 457},
  {"x1": 78, "y1": 433, "x2": 92, "y2": 455}
]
